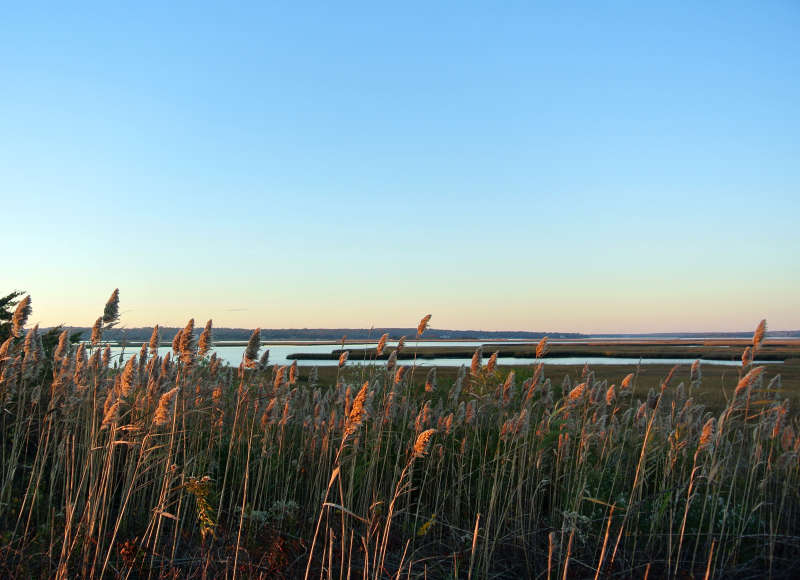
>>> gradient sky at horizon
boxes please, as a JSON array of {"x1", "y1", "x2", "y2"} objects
[{"x1": 2, "y1": 1, "x2": 798, "y2": 333}]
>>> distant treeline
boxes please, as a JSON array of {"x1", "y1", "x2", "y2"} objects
[
  {"x1": 47, "y1": 326, "x2": 800, "y2": 343},
  {"x1": 54, "y1": 327, "x2": 584, "y2": 342}
]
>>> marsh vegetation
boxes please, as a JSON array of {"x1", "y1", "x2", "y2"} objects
[{"x1": 0, "y1": 292, "x2": 798, "y2": 578}]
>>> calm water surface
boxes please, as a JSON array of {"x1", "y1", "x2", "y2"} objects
[{"x1": 109, "y1": 340, "x2": 778, "y2": 368}]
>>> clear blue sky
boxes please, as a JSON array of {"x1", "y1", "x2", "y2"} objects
[{"x1": 2, "y1": 1, "x2": 798, "y2": 333}]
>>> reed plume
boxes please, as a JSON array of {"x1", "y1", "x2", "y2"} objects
[
  {"x1": 258, "y1": 348, "x2": 270, "y2": 370},
  {"x1": 0, "y1": 337, "x2": 13, "y2": 360},
  {"x1": 102, "y1": 288, "x2": 120, "y2": 326},
  {"x1": 741, "y1": 346, "x2": 753, "y2": 368},
  {"x1": 343, "y1": 381, "x2": 369, "y2": 440},
  {"x1": 734, "y1": 366, "x2": 765, "y2": 400},
  {"x1": 486, "y1": 351, "x2": 498, "y2": 373},
  {"x1": 90, "y1": 317, "x2": 103, "y2": 346},
  {"x1": 417, "y1": 314, "x2": 432, "y2": 336},
  {"x1": 11, "y1": 295, "x2": 31, "y2": 338},
  {"x1": 149, "y1": 325, "x2": 160, "y2": 356},
  {"x1": 698, "y1": 418, "x2": 715, "y2": 452},
  {"x1": 567, "y1": 382, "x2": 587, "y2": 403},
  {"x1": 53, "y1": 329, "x2": 70, "y2": 366},
  {"x1": 425, "y1": 367, "x2": 437, "y2": 392},
  {"x1": 101, "y1": 400, "x2": 121, "y2": 427},
  {"x1": 470, "y1": 347, "x2": 482, "y2": 376},
  {"x1": 243, "y1": 328, "x2": 261, "y2": 367},
  {"x1": 621, "y1": 373, "x2": 634, "y2": 390},
  {"x1": 412, "y1": 429, "x2": 436, "y2": 458},
  {"x1": 273, "y1": 366, "x2": 286, "y2": 390},
  {"x1": 178, "y1": 319, "x2": 196, "y2": 365},
  {"x1": 153, "y1": 386, "x2": 179, "y2": 426},
  {"x1": 198, "y1": 319, "x2": 213, "y2": 358},
  {"x1": 605, "y1": 385, "x2": 616, "y2": 406},
  {"x1": 690, "y1": 359, "x2": 701, "y2": 382},
  {"x1": 376, "y1": 333, "x2": 388, "y2": 356},
  {"x1": 536, "y1": 336, "x2": 548, "y2": 359},
  {"x1": 172, "y1": 329, "x2": 183, "y2": 355},
  {"x1": 120, "y1": 355, "x2": 137, "y2": 397},
  {"x1": 338, "y1": 350, "x2": 349, "y2": 367},
  {"x1": 753, "y1": 318, "x2": 767, "y2": 350}
]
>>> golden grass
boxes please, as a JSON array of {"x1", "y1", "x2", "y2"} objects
[{"x1": 0, "y1": 294, "x2": 797, "y2": 578}]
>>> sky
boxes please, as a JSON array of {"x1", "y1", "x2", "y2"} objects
[{"x1": 1, "y1": 1, "x2": 798, "y2": 333}]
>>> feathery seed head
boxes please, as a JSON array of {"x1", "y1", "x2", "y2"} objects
[
  {"x1": 120, "y1": 355, "x2": 137, "y2": 397},
  {"x1": 753, "y1": 319, "x2": 767, "y2": 350},
  {"x1": 690, "y1": 359, "x2": 701, "y2": 382},
  {"x1": 413, "y1": 429, "x2": 436, "y2": 458},
  {"x1": 172, "y1": 329, "x2": 183, "y2": 355},
  {"x1": 741, "y1": 346, "x2": 753, "y2": 368},
  {"x1": 258, "y1": 348, "x2": 270, "y2": 370},
  {"x1": 91, "y1": 317, "x2": 103, "y2": 346},
  {"x1": 417, "y1": 314, "x2": 432, "y2": 336},
  {"x1": 148, "y1": 325, "x2": 160, "y2": 356},
  {"x1": 376, "y1": 333, "x2": 388, "y2": 356},
  {"x1": 621, "y1": 373, "x2": 634, "y2": 390},
  {"x1": 197, "y1": 320, "x2": 213, "y2": 358},
  {"x1": 11, "y1": 295, "x2": 32, "y2": 338},
  {"x1": 243, "y1": 328, "x2": 261, "y2": 367},
  {"x1": 102, "y1": 289, "x2": 120, "y2": 326},
  {"x1": 734, "y1": 366, "x2": 766, "y2": 399},
  {"x1": 487, "y1": 351, "x2": 498, "y2": 373},
  {"x1": 567, "y1": 382, "x2": 587, "y2": 403},
  {"x1": 424, "y1": 367, "x2": 437, "y2": 392},
  {"x1": 698, "y1": 418, "x2": 715, "y2": 451},
  {"x1": 470, "y1": 347, "x2": 482, "y2": 376},
  {"x1": 386, "y1": 350, "x2": 397, "y2": 370},
  {"x1": 343, "y1": 381, "x2": 369, "y2": 439},
  {"x1": 54, "y1": 329, "x2": 70, "y2": 365},
  {"x1": 178, "y1": 319, "x2": 196, "y2": 365},
  {"x1": 536, "y1": 336, "x2": 549, "y2": 359},
  {"x1": 153, "y1": 387, "x2": 179, "y2": 426}
]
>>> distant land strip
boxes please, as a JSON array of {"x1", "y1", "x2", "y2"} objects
[{"x1": 48, "y1": 327, "x2": 800, "y2": 343}]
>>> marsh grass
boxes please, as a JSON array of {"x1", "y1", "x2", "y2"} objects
[{"x1": 0, "y1": 295, "x2": 798, "y2": 578}]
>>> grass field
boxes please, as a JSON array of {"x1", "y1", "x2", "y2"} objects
[{"x1": 1, "y1": 297, "x2": 798, "y2": 578}]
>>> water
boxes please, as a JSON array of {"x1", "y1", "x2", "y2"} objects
[{"x1": 108, "y1": 340, "x2": 780, "y2": 368}]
